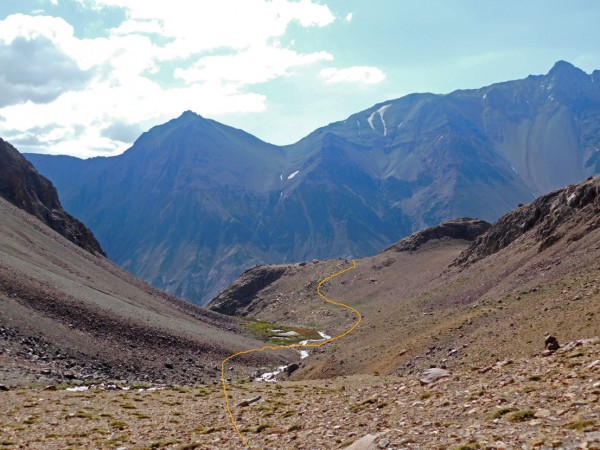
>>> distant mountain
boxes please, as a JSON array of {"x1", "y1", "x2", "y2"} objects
[
  {"x1": 0, "y1": 138, "x2": 104, "y2": 256},
  {"x1": 25, "y1": 61, "x2": 600, "y2": 305}
]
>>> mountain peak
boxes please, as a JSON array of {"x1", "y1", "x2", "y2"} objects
[
  {"x1": 548, "y1": 60, "x2": 586, "y2": 78},
  {"x1": 178, "y1": 110, "x2": 204, "y2": 120}
]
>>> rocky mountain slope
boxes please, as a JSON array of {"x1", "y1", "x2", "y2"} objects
[
  {"x1": 0, "y1": 138, "x2": 104, "y2": 256},
  {"x1": 25, "y1": 61, "x2": 600, "y2": 305},
  {"x1": 1, "y1": 338, "x2": 599, "y2": 449},
  {"x1": 0, "y1": 193, "x2": 292, "y2": 387},
  {"x1": 209, "y1": 176, "x2": 600, "y2": 382}
]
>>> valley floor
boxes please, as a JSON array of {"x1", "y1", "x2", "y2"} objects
[{"x1": 1, "y1": 337, "x2": 598, "y2": 450}]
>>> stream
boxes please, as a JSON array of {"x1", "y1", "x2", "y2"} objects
[{"x1": 255, "y1": 331, "x2": 331, "y2": 382}]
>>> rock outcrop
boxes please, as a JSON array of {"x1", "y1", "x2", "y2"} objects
[
  {"x1": 209, "y1": 264, "x2": 291, "y2": 315},
  {"x1": 454, "y1": 176, "x2": 600, "y2": 267},
  {"x1": 0, "y1": 138, "x2": 105, "y2": 256},
  {"x1": 384, "y1": 218, "x2": 491, "y2": 253}
]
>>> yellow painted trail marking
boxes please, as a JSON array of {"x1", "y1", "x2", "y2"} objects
[{"x1": 221, "y1": 259, "x2": 360, "y2": 449}]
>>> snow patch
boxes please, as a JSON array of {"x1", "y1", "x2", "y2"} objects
[
  {"x1": 255, "y1": 365, "x2": 289, "y2": 382},
  {"x1": 367, "y1": 104, "x2": 391, "y2": 135},
  {"x1": 256, "y1": 331, "x2": 331, "y2": 382},
  {"x1": 287, "y1": 170, "x2": 299, "y2": 180}
]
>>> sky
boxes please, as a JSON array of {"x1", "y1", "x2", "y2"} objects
[{"x1": 1, "y1": 0, "x2": 600, "y2": 158}]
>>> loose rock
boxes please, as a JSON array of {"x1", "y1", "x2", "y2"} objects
[{"x1": 419, "y1": 368, "x2": 450, "y2": 385}]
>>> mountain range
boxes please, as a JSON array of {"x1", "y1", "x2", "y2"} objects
[{"x1": 25, "y1": 60, "x2": 600, "y2": 305}]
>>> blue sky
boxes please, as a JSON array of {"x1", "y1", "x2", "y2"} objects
[{"x1": 1, "y1": 0, "x2": 599, "y2": 157}]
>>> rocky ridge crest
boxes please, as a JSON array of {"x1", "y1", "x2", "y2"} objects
[
  {"x1": 384, "y1": 218, "x2": 491, "y2": 253},
  {"x1": 454, "y1": 176, "x2": 600, "y2": 267},
  {"x1": 0, "y1": 138, "x2": 105, "y2": 256}
]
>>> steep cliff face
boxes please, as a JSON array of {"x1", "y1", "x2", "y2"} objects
[{"x1": 0, "y1": 138, "x2": 105, "y2": 256}]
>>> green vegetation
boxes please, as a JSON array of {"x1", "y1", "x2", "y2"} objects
[
  {"x1": 508, "y1": 409, "x2": 535, "y2": 422},
  {"x1": 487, "y1": 407, "x2": 518, "y2": 420},
  {"x1": 242, "y1": 319, "x2": 321, "y2": 345},
  {"x1": 455, "y1": 444, "x2": 481, "y2": 450},
  {"x1": 349, "y1": 397, "x2": 378, "y2": 413},
  {"x1": 565, "y1": 419, "x2": 595, "y2": 430},
  {"x1": 254, "y1": 423, "x2": 270, "y2": 433},
  {"x1": 193, "y1": 426, "x2": 224, "y2": 435},
  {"x1": 109, "y1": 420, "x2": 127, "y2": 429},
  {"x1": 120, "y1": 403, "x2": 137, "y2": 409}
]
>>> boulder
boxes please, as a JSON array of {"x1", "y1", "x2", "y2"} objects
[
  {"x1": 419, "y1": 368, "x2": 451, "y2": 385},
  {"x1": 545, "y1": 335, "x2": 560, "y2": 351},
  {"x1": 237, "y1": 395, "x2": 261, "y2": 407},
  {"x1": 285, "y1": 363, "x2": 300, "y2": 376},
  {"x1": 346, "y1": 434, "x2": 380, "y2": 450}
]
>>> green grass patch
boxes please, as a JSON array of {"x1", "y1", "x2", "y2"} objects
[
  {"x1": 193, "y1": 426, "x2": 224, "y2": 435},
  {"x1": 565, "y1": 419, "x2": 595, "y2": 430},
  {"x1": 488, "y1": 407, "x2": 518, "y2": 420},
  {"x1": 242, "y1": 319, "x2": 321, "y2": 345},
  {"x1": 149, "y1": 440, "x2": 180, "y2": 448},
  {"x1": 508, "y1": 409, "x2": 535, "y2": 422},
  {"x1": 254, "y1": 423, "x2": 270, "y2": 433},
  {"x1": 349, "y1": 398, "x2": 378, "y2": 413},
  {"x1": 454, "y1": 444, "x2": 481, "y2": 450},
  {"x1": 109, "y1": 420, "x2": 127, "y2": 429}
]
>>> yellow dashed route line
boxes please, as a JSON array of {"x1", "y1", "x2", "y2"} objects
[{"x1": 221, "y1": 259, "x2": 361, "y2": 449}]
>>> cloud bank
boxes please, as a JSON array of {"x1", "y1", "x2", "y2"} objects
[{"x1": 0, "y1": 2, "x2": 385, "y2": 157}]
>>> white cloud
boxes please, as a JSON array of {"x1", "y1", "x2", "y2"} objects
[
  {"x1": 345, "y1": 12, "x2": 353, "y2": 22},
  {"x1": 320, "y1": 66, "x2": 386, "y2": 84},
  {"x1": 90, "y1": 0, "x2": 335, "y2": 57},
  {"x1": 0, "y1": 2, "x2": 339, "y2": 157},
  {"x1": 175, "y1": 45, "x2": 333, "y2": 85},
  {"x1": 0, "y1": 16, "x2": 93, "y2": 107}
]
